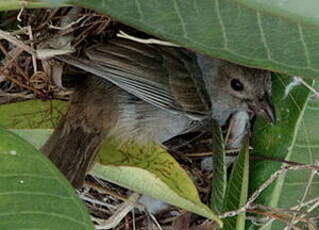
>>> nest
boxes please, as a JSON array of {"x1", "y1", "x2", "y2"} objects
[{"x1": 0, "y1": 8, "x2": 114, "y2": 103}]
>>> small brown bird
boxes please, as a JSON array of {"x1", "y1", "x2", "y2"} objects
[{"x1": 42, "y1": 38, "x2": 275, "y2": 188}]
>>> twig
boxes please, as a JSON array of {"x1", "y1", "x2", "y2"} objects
[
  {"x1": 291, "y1": 197, "x2": 319, "y2": 211},
  {"x1": 17, "y1": 0, "x2": 27, "y2": 22},
  {"x1": 251, "y1": 155, "x2": 304, "y2": 166},
  {"x1": 0, "y1": 90, "x2": 34, "y2": 99},
  {"x1": 0, "y1": 70, "x2": 44, "y2": 97},
  {"x1": 285, "y1": 162, "x2": 318, "y2": 230},
  {"x1": 259, "y1": 202, "x2": 318, "y2": 230},
  {"x1": 224, "y1": 117, "x2": 234, "y2": 145},
  {"x1": 132, "y1": 208, "x2": 136, "y2": 230},
  {"x1": 0, "y1": 44, "x2": 29, "y2": 80},
  {"x1": 36, "y1": 8, "x2": 79, "y2": 59},
  {"x1": 247, "y1": 209, "x2": 302, "y2": 230},
  {"x1": 0, "y1": 29, "x2": 35, "y2": 55},
  {"x1": 49, "y1": 14, "x2": 87, "y2": 30},
  {"x1": 148, "y1": 211, "x2": 163, "y2": 230},
  {"x1": 84, "y1": 180, "x2": 126, "y2": 202},
  {"x1": 297, "y1": 76, "x2": 319, "y2": 98},
  {"x1": 93, "y1": 193, "x2": 140, "y2": 230},
  {"x1": 219, "y1": 164, "x2": 319, "y2": 219},
  {"x1": 117, "y1": 30, "x2": 180, "y2": 47},
  {"x1": 79, "y1": 193, "x2": 117, "y2": 210},
  {"x1": 250, "y1": 203, "x2": 317, "y2": 229},
  {"x1": 27, "y1": 26, "x2": 37, "y2": 73}
]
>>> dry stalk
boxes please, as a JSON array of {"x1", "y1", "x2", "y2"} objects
[
  {"x1": 285, "y1": 162, "x2": 318, "y2": 230},
  {"x1": 0, "y1": 29, "x2": 35, "y2": 55},
  {"x1": 117, "y1": 30, "x2": 180, "y2": 47},
  {"x1": 219, "y1": 164, "x2": 319, "y2": 219},
  {"x1": 93, "y1": 193, "x2": 140, "y2": 230}
]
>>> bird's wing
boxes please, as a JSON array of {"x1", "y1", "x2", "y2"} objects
[{"x1": 56, "y1": 38, "x2": 210, "y2": 118}]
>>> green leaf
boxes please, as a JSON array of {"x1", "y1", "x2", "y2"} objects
[
  {"x1": 0, "y1": 128, "x2": 94, "y2": 230},
  {"x1": 40, "y1": 0, "x2": 319, "y2": 80},
  {"x1": 0, "y1": 100, "x2": 66, "y2": 129},
  {"x1": 222, "y1": 137, "x2": 250, "y2": 230},
  {"x1": 233, "y1": 0, "x2": 319, "y2": 27},
  {"x1": 249, "y1": 74, "x2": 318, "y2": 229},
  {"x1": 12, "y1": 129, "x2": 52, "y2": 149},
  {"x1": 0, "y1": 99, "x2": 65, "y2": 149},
  {"x1": 0, "y1": 0, "x2": 58, "y2": 11},
  {"x1": 210, "y1": 119, "x2": 227, "y2": 213},
  {"x1": 91, "y1": 137, "x2": 223, "y2": 226}
]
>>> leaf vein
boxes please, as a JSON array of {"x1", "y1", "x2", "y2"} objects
[
  {"x1": 0, "y1": 191, "x2": 73, "y2": 200},
  {"x1": 257, "y1": 11, "x2": 271, "y2": 60},
  {"x1": 134, "y1": 0, "x2": 144, "y2": 22},
  {"x1": 172, "y1": 0, "x2": 187, "y2": 38},
  {"x1": 0, "y1": 211, "x2": 88, "y2": 228},
  {"x1": 215, "y1": 0, "x2": 228, "y2": 49},
  {"x1": 298, "y1": 23, "x2": 311, "y2": 67}
]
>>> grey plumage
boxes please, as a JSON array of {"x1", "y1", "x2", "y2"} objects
[{"x1": 110, "y1": 88, "x2": 202, "y2": 144}]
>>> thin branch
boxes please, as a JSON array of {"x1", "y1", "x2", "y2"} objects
[
  {"x1": 251, "y1": 155, "x2": 304, "y2": 166},
  {"x1": 285, "y1": 162, "x2": 319, "y2": 230},
  {"x1": 17, "y1": 0, "x2": 27, "y2": 22},
  {"x1": 0, "y1": 44, "x2": 29, "y2": 80},
  {"x1": 0, "y1": 29, "x2": 35, "y2": 55},
  {"x1": 219, "y1": 164, "x2": 319, "y2": 219},
  {"x1": 247, "y1": 209, "x2": 302, "y2": 230},
  {"x1": 0, "y1": 70, "x2": 44, "y2": 97},
  {"x1": 298, "y1": 76, "x2": 319, "y2": 98},
  {"x1": 93, "y1": 193, "x2": 140, "y2": 230},
  {"x1": 117, "y1": 30, "x2": 180, "y2": 47},
  {"x1": 27, "y1": 26, "x2": 37, "y2": 73}
]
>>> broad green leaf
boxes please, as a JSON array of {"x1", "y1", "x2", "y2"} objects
[
  {"x1": 0, "y1": 99, "x2": 65, "y2": 149},
  {"x1": 234, "y1": 0, "x2": 319, "y2": 27},
  {"x1": 12, "y1": 129, "x2": 52, "y2": 149},
  {"x1": 91, "y1": 137, "x2": 223, "y2": 226},
  {"x1": 210, "y1": 119, "x2": 227, "y2": 214},
  {"x1": 41, "y1": 0, "x2": 319, "y2": 80},
  {"x1": 222, "y1": 137, "x2": 250, "y2": 230},
  {"x1": 0, "y1": 100, "x2": 66, "y2": 129},
  {"x1": 0, "y1": 128, "x2": 94, "y2": 230},
  {"x1": 0, "y1": 1, "x2": 58, "y2": 11},
  {"x1": 249, "y1": 74, "x2": 318, "y2": 229}
]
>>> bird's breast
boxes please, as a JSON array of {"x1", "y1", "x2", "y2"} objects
[{"x1": 109, "y1": 91, "x2": 200, "y2": 144}]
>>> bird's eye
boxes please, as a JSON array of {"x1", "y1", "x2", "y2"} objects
[{"x1": 231, "y1": 79, "x2": 244, "y2": 91}]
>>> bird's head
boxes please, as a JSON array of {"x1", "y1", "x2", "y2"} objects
[{"x1": 197, "y1": 54, "x2": 276, "y2": 125}]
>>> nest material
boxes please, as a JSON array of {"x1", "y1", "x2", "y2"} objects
[{"x1": 0, "y1": 7, "x2": 114, "y2": 104}]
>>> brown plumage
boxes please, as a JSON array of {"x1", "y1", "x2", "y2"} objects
[
  {"x1": 42, "y1": 78, "x2": 120, "y2": 187},
  {"x1": 43, "y1": 38, "x2": 275, "y2": 188}
]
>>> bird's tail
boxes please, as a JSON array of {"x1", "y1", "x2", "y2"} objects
[{"x1": 41, "y1": 76, "x2": 119, "y2": 188}]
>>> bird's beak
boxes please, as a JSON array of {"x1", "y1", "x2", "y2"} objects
[{"x1": 249, "y1": 93, "x2": 276, "y2": 124}]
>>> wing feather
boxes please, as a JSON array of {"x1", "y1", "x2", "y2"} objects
[{"x1": 56, "y1": 38, "x2": 211, "y2": 118}]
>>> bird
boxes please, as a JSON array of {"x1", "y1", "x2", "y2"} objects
[{"x1": 42, "y1": 38, "x2": 276, "y2": 188}]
